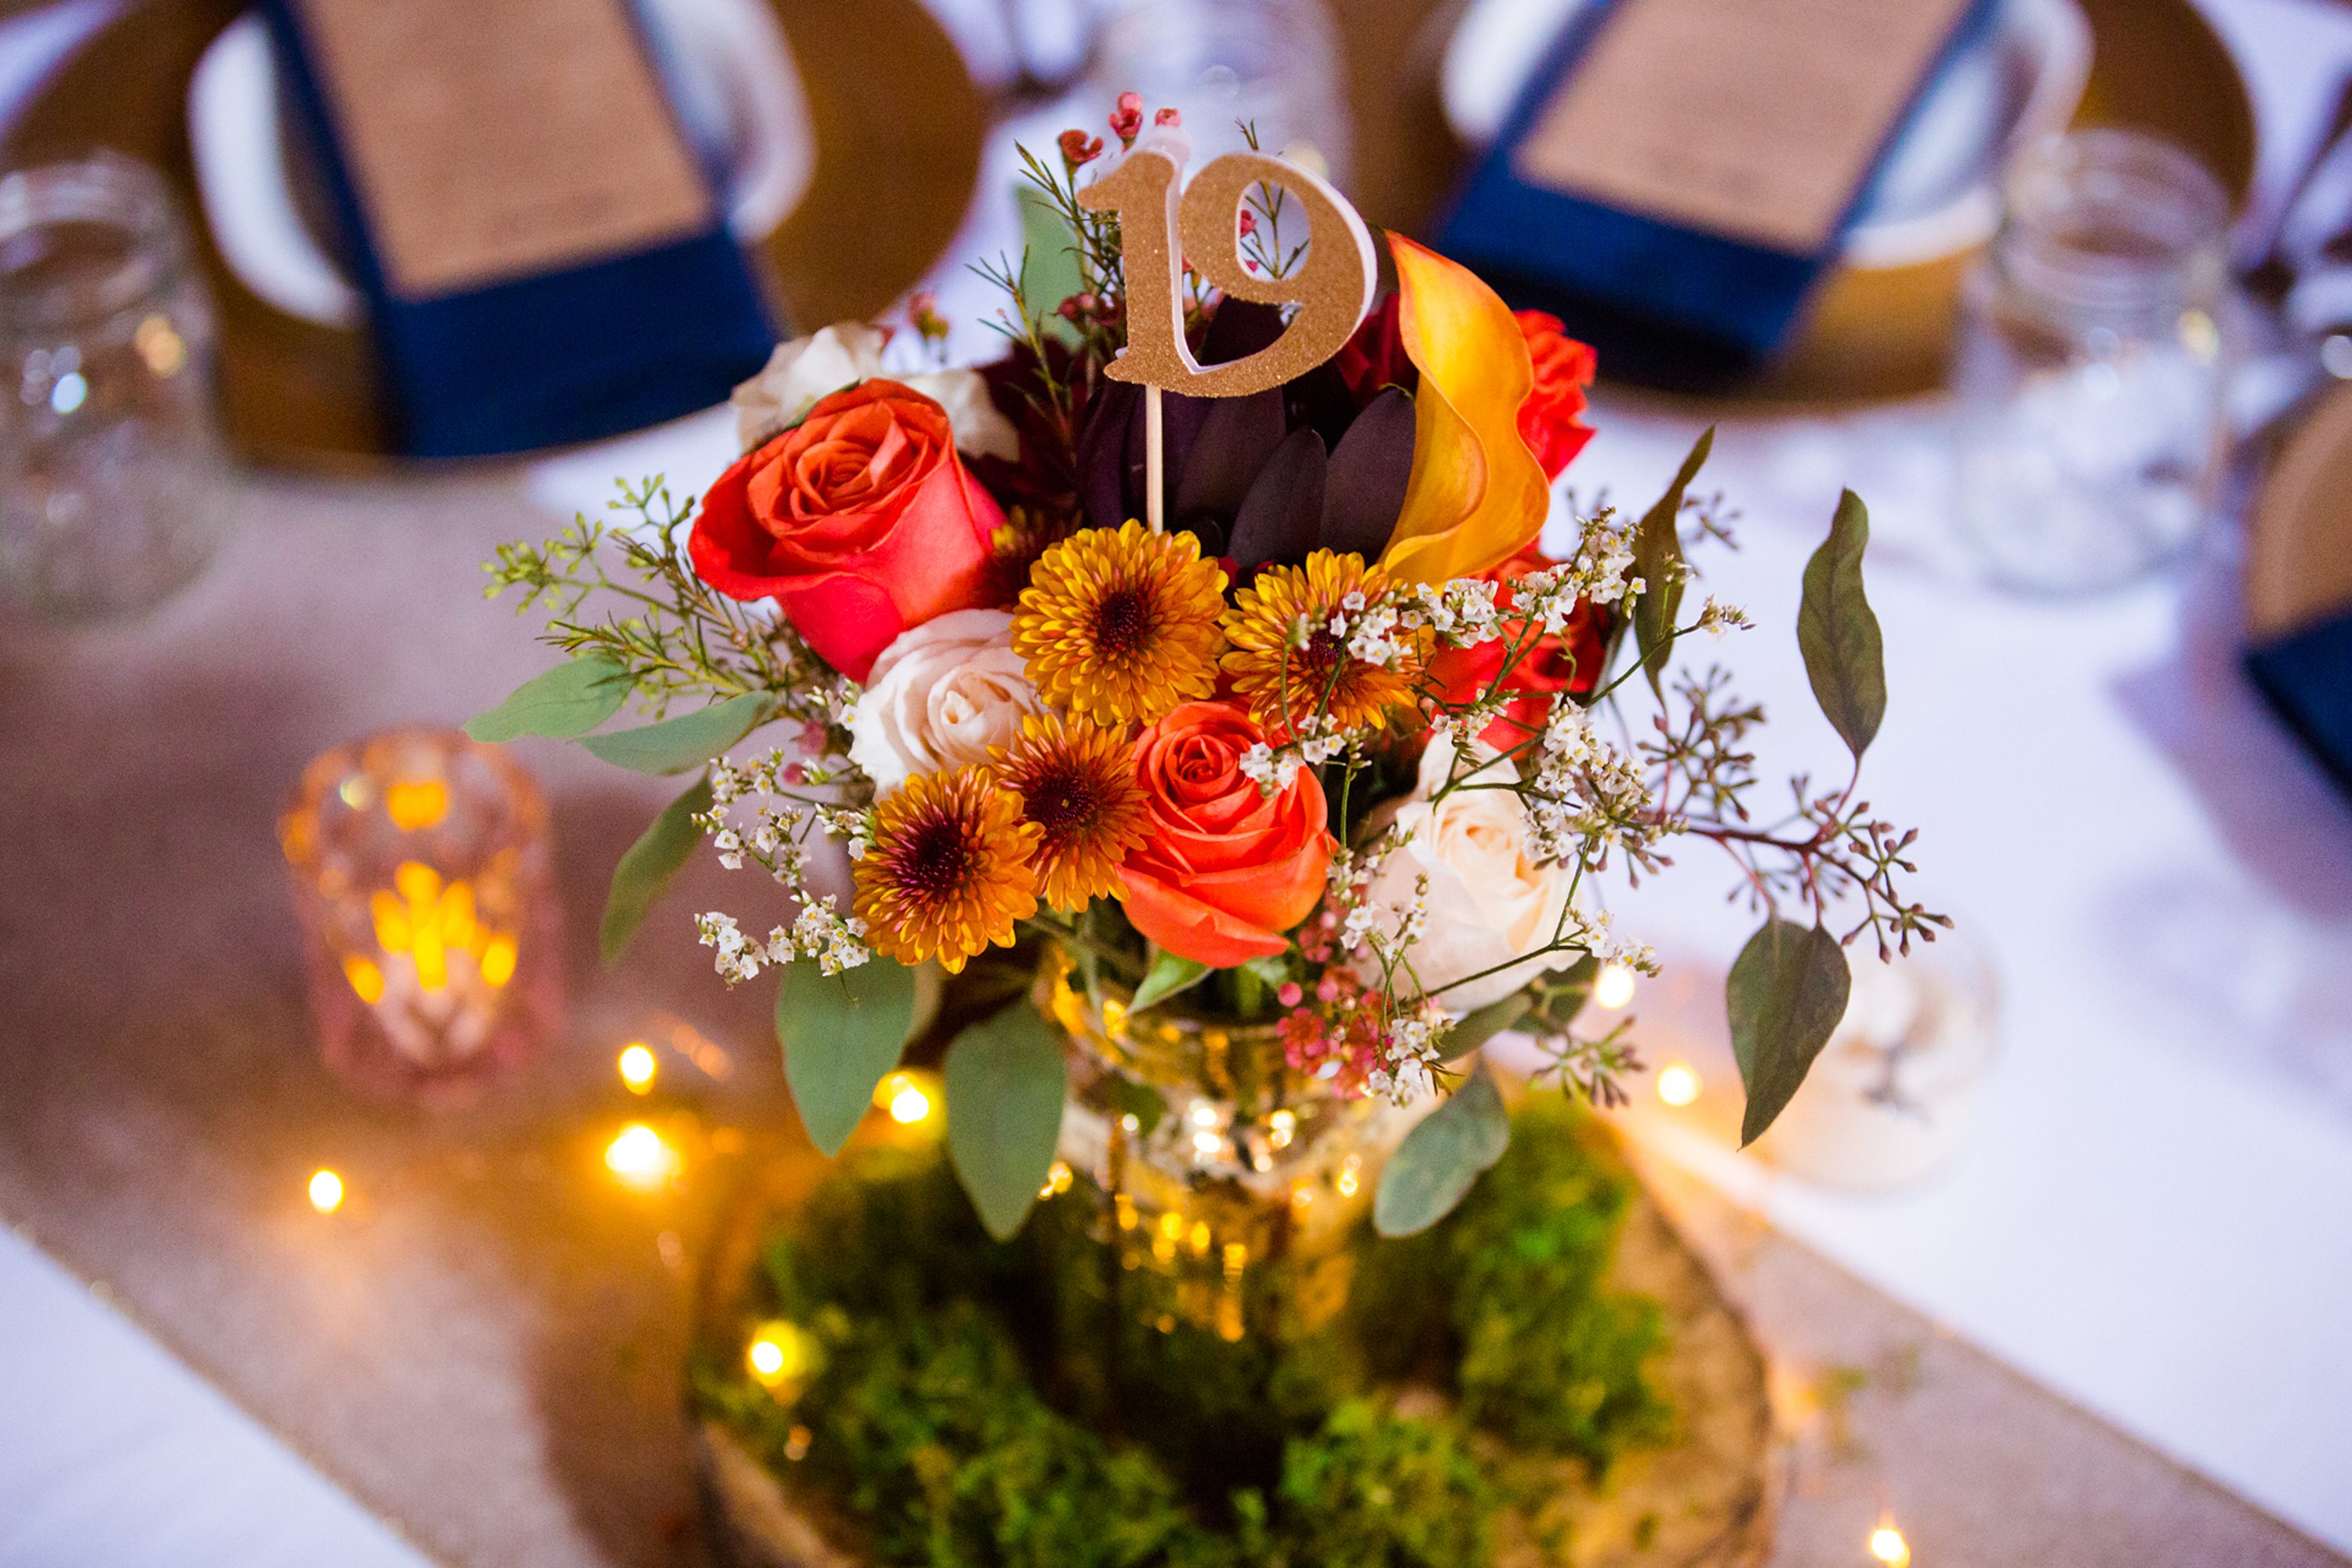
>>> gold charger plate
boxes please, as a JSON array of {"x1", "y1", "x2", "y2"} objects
[
  {"x1": 2248, "y1": 381, "x2": 2352, "y2": 641},
  {"x1": 1337, "y1": 0, "x2": 2256, "y2": 406},
  {"x1": 0, "y1": 0, "x2": 987, "y2": 468}
]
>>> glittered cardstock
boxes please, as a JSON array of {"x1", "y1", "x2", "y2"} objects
[
  {"x1": 1513, "y1": 0, "x2": 1977, "y2": 256},
  {"x1": 291, "y1": 0, "x2": 716, "y2": 299}
]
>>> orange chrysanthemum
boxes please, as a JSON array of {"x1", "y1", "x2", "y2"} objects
[
  {"x1": 990, "y1": 712, "x2": 1149, "y2": 911},
  {"x1": 851, "y1": 766, "x2": 1040, "y2": 974},
  {"x1": 1221, "y1": 550, "x2": 1426, "y2": 735},
  {"x1": 1011, "y1": 521, "x2": 1228, "y2": 727}
]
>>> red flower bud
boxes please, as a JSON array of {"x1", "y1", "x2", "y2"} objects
[
  {"x1": 1154, "y1": 107, "x2": 1181, "y2": 127},
  {"x1": 1058, "y1": 129, "x2": 1104, "y2": 167},
  {"x1": 1237, "y1": 209, "x2": 1257, "y2": 238},
  {"x1": 1109, "y1": 90, "x2": 1144, "y2": 147},
  {"x1": 908, "y1": 290, "x2": 947, "y2": 341}
]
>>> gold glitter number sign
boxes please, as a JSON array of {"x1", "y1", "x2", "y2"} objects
[{"x1": 1080, "y1": 143, "x2": 1377, "y2": 398}]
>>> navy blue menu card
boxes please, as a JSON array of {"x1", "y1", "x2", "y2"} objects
[
  {"x1": 1437, "y1": 0, "x2": 1995, "y2": 387},
  {"x1": 263, "y1": 0, "x2": 777, "y2": 457}
]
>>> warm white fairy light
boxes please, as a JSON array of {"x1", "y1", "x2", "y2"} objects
[
  {"x1": 1869, "y1": 1523, "x2": 1911, "y2": 1566},
  {"x1": 1657, "y1": 1062, "x2": 1700, "y2": 1107},
  {"x1": 1594, "y1": 962, "x2": 1637, "y2": 1009},
  {"x1": 873, "y1": 1070, "x2": 938, "y2": 1126},
  {"x1": 605, "y1": 1123, "x2": 679, "y2": 1189},
  {"x1": 307, "y1": 1170, "x2": 344, "y2": 1214},
  {"x1": 618, "y1": 1043, "x2": 657, "y2": 1093}
]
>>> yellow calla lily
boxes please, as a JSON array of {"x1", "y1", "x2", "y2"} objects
[{"x1": 1376, "y1": 235, "x2": 1549, "y2": 586}]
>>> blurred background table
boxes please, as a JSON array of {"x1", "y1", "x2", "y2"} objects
[{"x1": 5, "y1": 1, "x2": 2352, "y2": 1566}]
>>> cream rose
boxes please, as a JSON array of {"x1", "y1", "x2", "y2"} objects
[
  {"x1": 848, "y1": 609, "x2": 1043, "y2": 793},
  {"x1": 1359, "y1": 738, "x2": 1576, "y2": 1013},
  {"x1": 731, "y1": 322, "x2": 1020, "y2": 462}
]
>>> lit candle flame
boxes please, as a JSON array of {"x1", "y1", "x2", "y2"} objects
[{"x1": 1869, "y1": 1524, "x2": 1911, "y2": 1566}]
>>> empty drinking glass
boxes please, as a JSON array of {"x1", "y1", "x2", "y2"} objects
[{"x1": 0, "y1": 155, "x2": 230, "y2": 619}]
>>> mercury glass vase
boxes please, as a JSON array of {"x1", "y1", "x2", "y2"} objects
[
  {"x1": 279, "y1": 727, "x2": 564, "y2": 1105},
  {"x1": 1041, "y1": 955, "x2": 1428, "y2": 1346}
]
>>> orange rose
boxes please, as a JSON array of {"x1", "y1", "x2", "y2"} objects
[
  {"x1": 690, "y1": 379, "x2": 1004, "y2": 681},
  {"x1": 1116, "y1": 702, "x2": 1332, "y2": 968}
]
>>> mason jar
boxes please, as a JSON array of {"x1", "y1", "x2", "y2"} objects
[
  {"x1": 0, "y1": 155, "x2": 230, "y2": 619},
  {"x1": 1953, "y1": 130, "x2": 2232, "y2": 593}
]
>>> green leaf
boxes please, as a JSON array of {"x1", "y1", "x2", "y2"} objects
[
  {"x1": 1797, "y1": 489, "x2": 1887, "y2": 759},
  {"x1": 1374, "y1": 1064, "x2": 1512, "y2": 1236},
  {"x1": 1530, "y1": 955, "x2": 1598, "y2": 1033},
  {"x1": 1101, "y1": 1075, "x2": 1169, "y2": 1138},
  {"x1": 1131, "y1": 947, "x2": 1214, "y2": 1012},
  {"x1": 464, "y1": 656, "x2": 633, "y2": 742},
  {"x1": 1628, "y1": 427, "x2": 1712, "y2": 695},
  {"x1": 1439, "y1": 990, "x2": 1532, "y2": 1062},
  {"x1": 1018, "y1": 188, "x2": 1087, "y2": 347},
  {"x1": 943, "y1": 1004, "x2": 1069, "y2": 1240},
  {"x1": 579, "y1": 691, "x2": 775, "y2": 775},
  {"x1": 1726, "y1": 920, "x2": 1852, "y2": 1147},
  {"x1": 779, "y1": 958, "x2": 930, "y2": 1157},
  {"x1": 599, "y1": 775, "x2": 712, "y2": 963}
]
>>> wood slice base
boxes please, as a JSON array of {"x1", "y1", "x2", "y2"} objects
[{"x1": 691, "y1": 1133, "x2": 1775, "y2": 1568}]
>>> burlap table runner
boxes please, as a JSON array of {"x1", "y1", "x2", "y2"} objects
[{"x1": 0, "y1": 471, "x2": 2339, "y2": 1567}]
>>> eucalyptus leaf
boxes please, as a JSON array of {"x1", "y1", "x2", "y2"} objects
[
  {"x1": 1240, "y1": 953, "x2": 1293, "y2": 990},
  {"x1": 1797, "y1": 490, "x2": 1887, "y2": 759},
  {"x1": 599, "y1": 775, "x2": 712, "y2": 964},
  {"x1": 1726, "y1": 920, "x2": 1851, "y2": 1147},
  {"x1": 1626, "y1": 427, "x2": 1713, "y2": 695},
  {"x1": 465, "y1": 656, "x2": 633, "y2": 743},
  {"x1": 1102, "y1": 1076, "x2": 1169, "y2": 1138},
  {"x1": 944, "y1": 1004, "x2": 1069, "y2": 1240},
  {"x1": 1018, "y1": 188, "x2": 1085, "y2": 347},
  {"x1": 1532, "y1": 953, "x2": 1599, "y2": 1028},
  {"x1": 580, "y1": 691, "x2": 775, "y2": 775},
  {"x1": 779, "y1": 958, "x2": 931, "y2": 1157},
  {"x1": 1440, "y1": 990, "x2": 1533, "y2": 1062},
  {"x1": 1374, "y1": 1064, "x2": 1511, "y2": 1236},
  {"x1": 1131, "y1": 948, "x2": 1214, "y2": 1013}
]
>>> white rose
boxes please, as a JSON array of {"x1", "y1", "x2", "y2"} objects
[
  {"x1": 848, "y1": 609, "x2": 1042, "y2": 794},
  {"x1": 1358, "y1": 739, "x2": 1575, "y2": 1013},
  {"x1": 731, "y1": 322, "x2": 1020, "y2": 462}
]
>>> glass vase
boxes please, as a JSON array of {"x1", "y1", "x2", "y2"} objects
[{"x1": 1042, "y1": 954, "x2": 1427, "y2": 1345}]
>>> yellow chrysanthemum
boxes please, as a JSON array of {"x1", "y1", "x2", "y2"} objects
[
  {"x1": 1011, "y1": 521, "x2": 1228, "y2": 727},
  {"x1": 851, "y1": 766, "x2": 1040, "y2": 974},
  {"x1": 1221, "y1": 550, "x2": 1426, "y2": 735},
  {"x1": 990, "y1": 712, "x2": 1149, "y2": 912}
]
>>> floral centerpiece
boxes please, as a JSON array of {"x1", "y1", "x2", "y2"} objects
[
  {"x1": 474, "y1": 94, "x2": 1936, "y2": 1564},
  {"x1": 473, "y1": 96, "x2": 1936, "y2": 1560}
]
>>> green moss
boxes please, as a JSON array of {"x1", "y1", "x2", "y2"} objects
[{"x1": 694, "y1": 1097, "x2": 1665, "y2": 1566}]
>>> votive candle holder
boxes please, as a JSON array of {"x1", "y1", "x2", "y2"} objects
[{"x1": 279, "y1": 727, "x2": 562, "y2": 1105}]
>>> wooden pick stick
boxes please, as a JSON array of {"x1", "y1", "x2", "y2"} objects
[{"x1": 1145, "y1": 383, "x2": 1165, "y2": 532}]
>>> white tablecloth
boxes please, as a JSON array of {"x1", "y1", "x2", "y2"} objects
[{"x1": 8, "y1": 0, "x2": 2352, "y2": 1563}]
